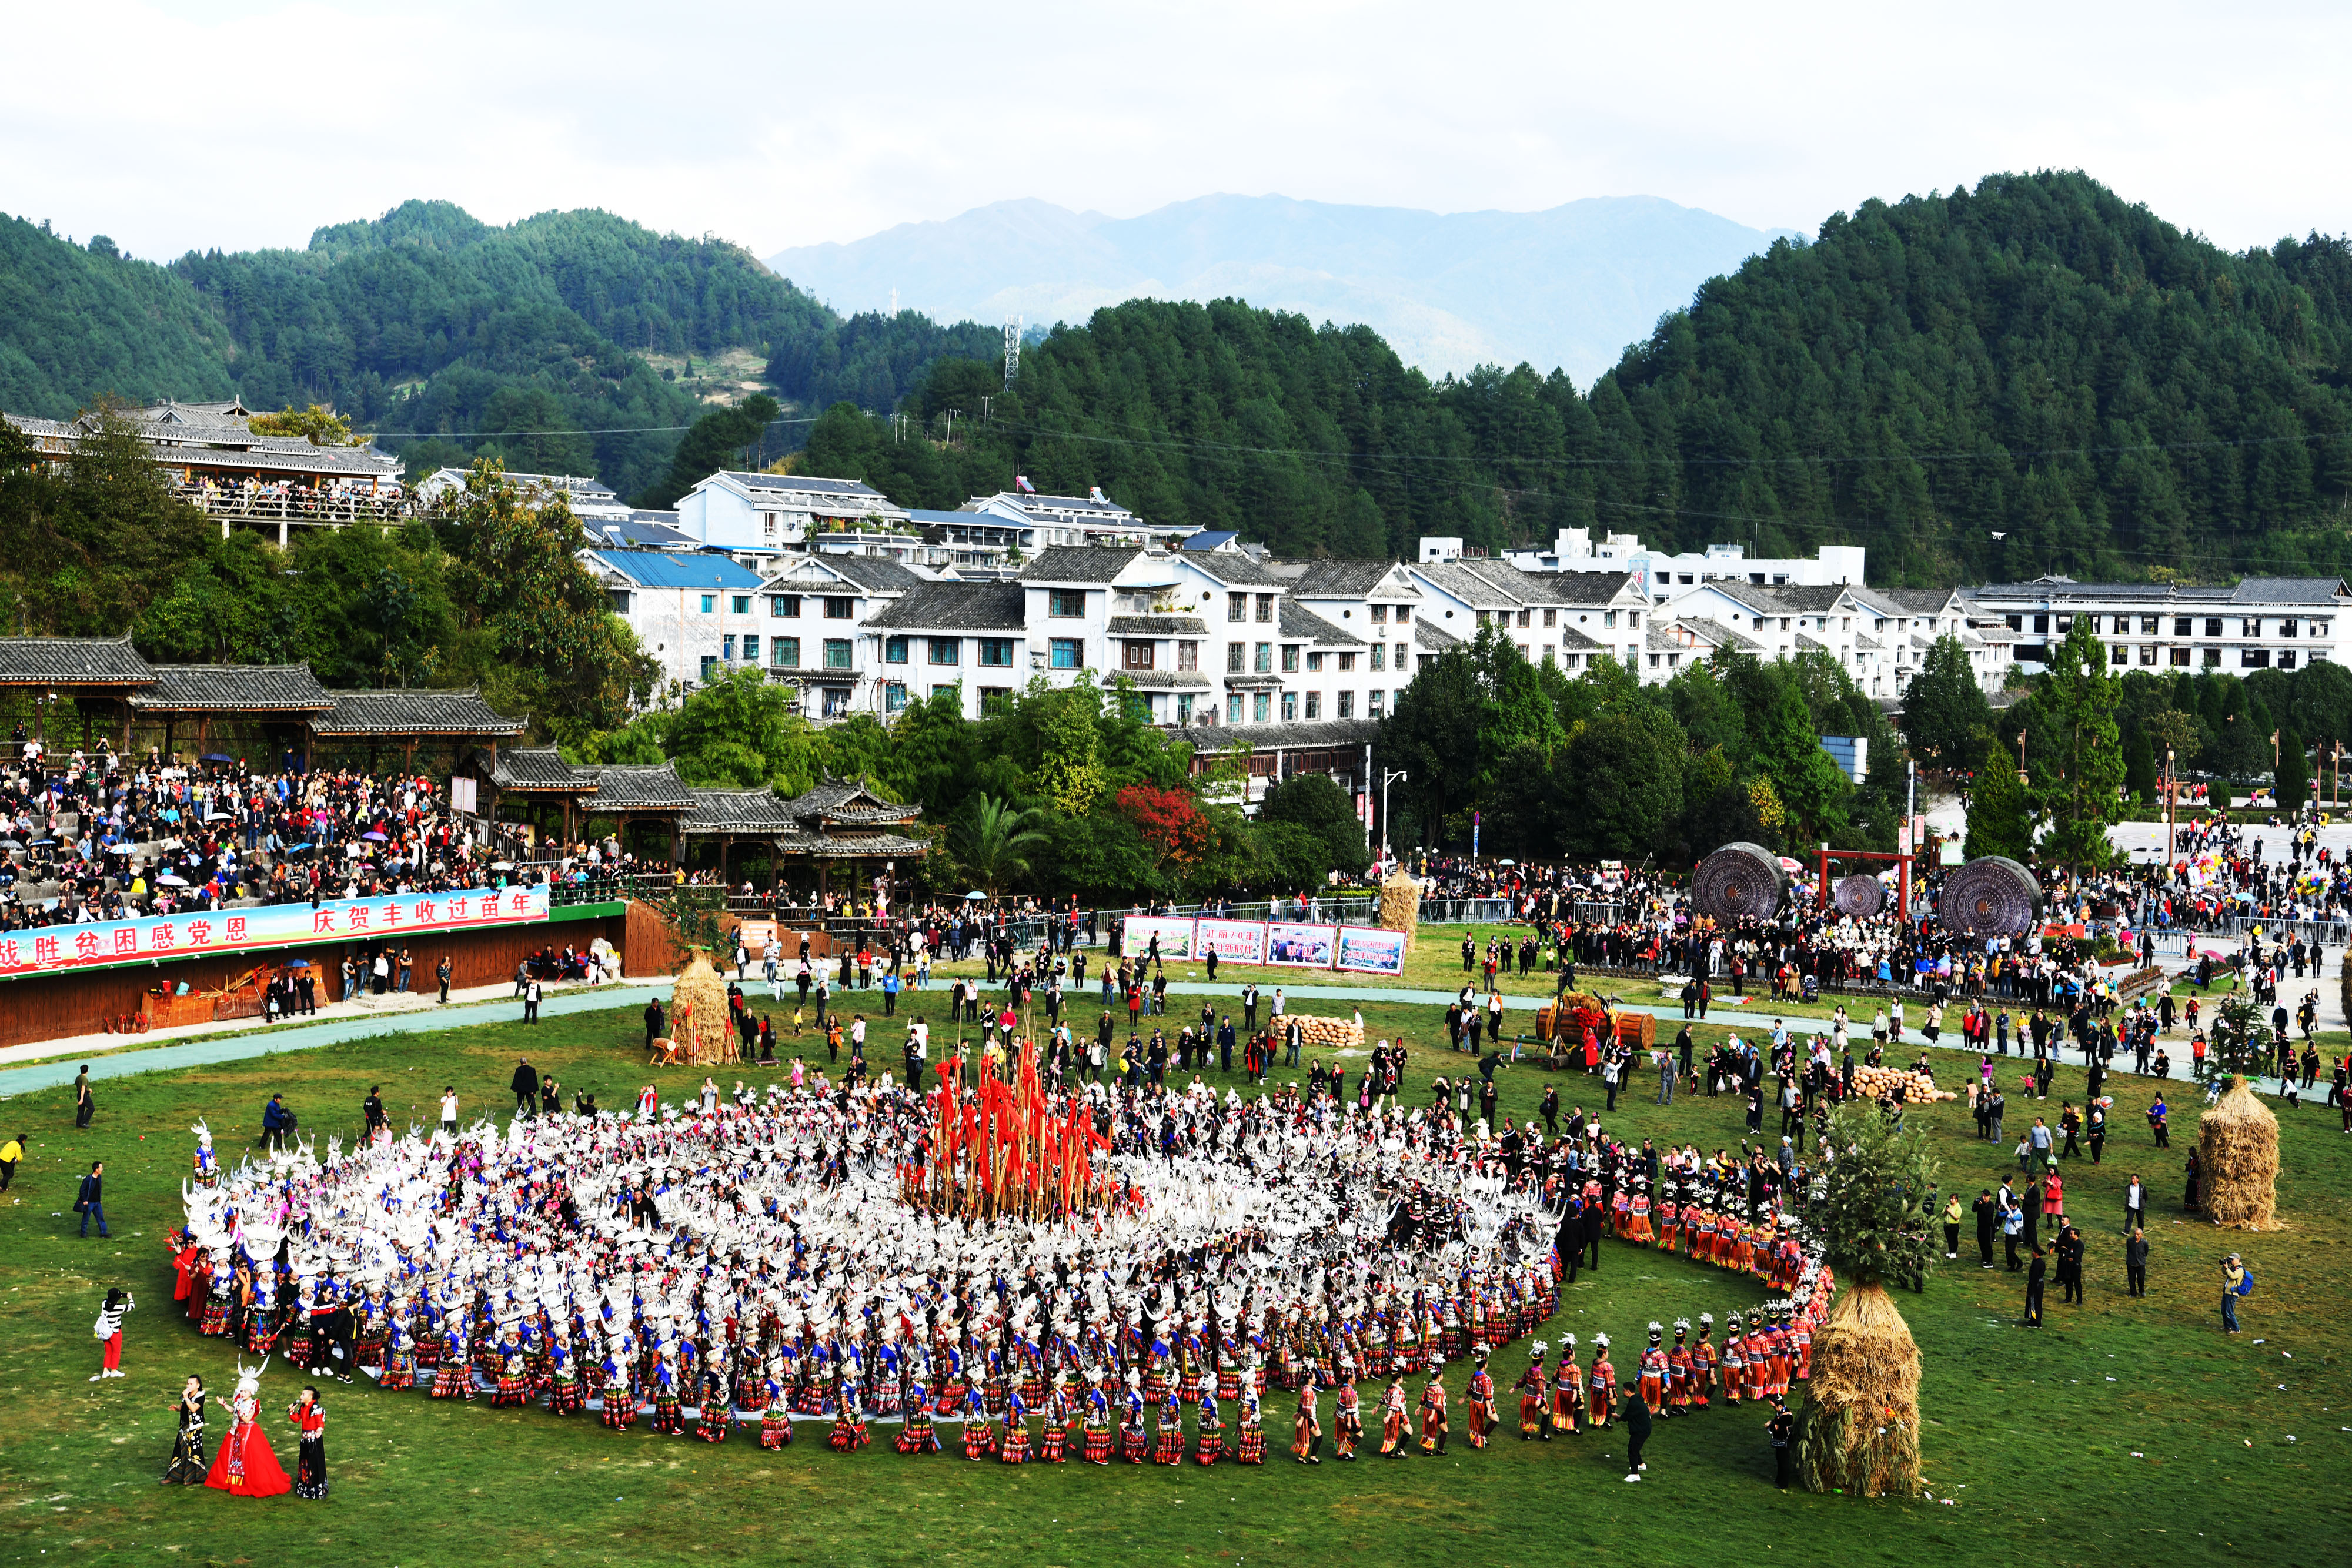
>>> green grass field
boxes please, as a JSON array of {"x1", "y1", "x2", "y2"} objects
[{"x1": 4, "y1": 974, "x2": 2348, "y2": 1567}]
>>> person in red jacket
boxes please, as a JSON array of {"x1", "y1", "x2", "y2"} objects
[{"x1": 286, "y1": 1386, "x2": 329, "y2": 1499}]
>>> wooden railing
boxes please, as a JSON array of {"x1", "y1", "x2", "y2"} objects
[{"x1": 179, "y1": 485, "x2": 412, "y2": 525}]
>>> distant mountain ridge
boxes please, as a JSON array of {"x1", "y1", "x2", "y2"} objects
[{"x1": 766, "y1": 193, "x2": 1803, "y2": 383}]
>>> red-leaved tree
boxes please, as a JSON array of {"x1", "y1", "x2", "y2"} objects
[{"x1": 1116, "y1": 784, "x2": 1211, "y2": 874}]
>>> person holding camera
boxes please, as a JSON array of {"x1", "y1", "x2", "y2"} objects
[{"x1": 90, "y1": 1285, "x2": 133, "y2": 1380}]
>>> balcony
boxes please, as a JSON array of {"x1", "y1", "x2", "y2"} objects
[{"x1": 179, "y1": 482, "x2": 410, "y2": 526}]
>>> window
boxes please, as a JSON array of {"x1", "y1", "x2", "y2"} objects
[
  {"x1": 1628, "y1": 611, "x2": 1641, "y2": 628},
  {"x1": 1518, "y1": 644, "x2": 1529, "y2": 660},
  {"x1": 2141, "y1": 616, "x2": 2160, "y2": 634},
  {"x1": 2140, "y1": 644, "x2": 2156, "y2": 665},
  {"x1": 1121, "y1": 640, "x2": 1154, "y2": 670},
  {"x1": 2280, "y1": 650, "x2": 2300, "y2": 670},
  {"x1": 1395, "y1": 606, "x2": 1410, "y2": 624},
  {"x1": 1542, "y1": 608, "x2": 1556, "y2": 627},
  {"x1": 929, "y1": 638, "x2": 960, "y2": 665},
  {"x1": 2111, "y1": 615, "x2": 2129, "y2": 636},
  {"x1": 1282, "y1": 644, "x2": 1301, "y2": 673},
  {"x1": 1305, "y1": 650, "x2": 1323, "y2": 673},
  {"x1": 1395, "y1": 641, "x2": 1407, "y2": 669},
  {"x1": 1371, "y1": 603, "x2": 1388, "y2": 624},
  {"x1": 1255, "y1": 594, "x2": 1274, "y2": 623},
  {"x1": 1225, "y1": 694, "x2": 1242, "y2": 723},
  {"x1": 2110, "y1": 644, "x2": 2128, "y2": 665},
  {"x1": 1227, "y1": 642, "x2": 1245, "y2": 673},
  {"x1": 1050, "y1": 638, "x2": 1083, "y2": 669},
  {"x1": 884, "y1": 636, "x2": 908, "y2": 664},
  {"x1": 1338, "y1": 651, "x2": 1356, "y2": 672},
  {"x1": 1370, "y1": 643, "x2": 1385, "y2": 671},
  {"x1": 931, "y1": 684, "x2": 959, "y2": 701},
  {"x1": 2204, "y1": 618, "x2": 2223, "y2": 637},
  {"x1": 763, "y1": 513, "x2": 777, "y2": 540},
  {"x1": 771, "y1": 594, "x2": 800, "y2": 617},
  {"x1": 774, "y1": 637, "x2": 801, "y2": 668},
  {"x1": 607, "y1": 589, "x2": 632, "y2": 614},
  {"x1": 2203, "y1": 648, "x2": 2222, "y2": 667},
  {"x1": 1517, "y1": 608, "x2": 1532, "y2": 628},
  {"x1": 2170, "y1": 647, "x2": 2191, "y2": 666},
  {"x1": 699, "y1": 655, "x2": 718, "y2": 680},
  {"x1": 884, "y1": 683, "x2": 907, "y2": 714},
  {"x1": 980, "y1": 638, "x2": 1014, "y2": 667},
  {"x1": 1050, "y1": 589, "x2": 1086, "y2": 618},
  {"x1": 722, "y1": 635, "x2": 736, "y2": 660},
  {"x1": 1338, "y1": 691, "x2": 1354, "y2": 718},
  {"x1": 2243, "y1": 647, "x2": 2270, "y2": 668},
  {"x1": 1228, "y1": 593, "x2": 1247, "y2": 622},
  {"x1": 824, "y1": 639, "x2": 853, "y2": 670},
  {"x1": 2056, "y1": 616, "x2": 2072, "y2": 633},
  {"x1": 742, "y1": 635, "x2": 759, "y2": 663},
  {"x1": 1177, "y1": 694, "x2": 1193, "y2": 724},
  {"x1": 1305, "y1": 691, "x2": 1321, "y2": 719},
  {"x1": 980, "y1": 687, "x2": 1013, "y2": 714},
  {"x1": 2032, "y1": 614, "x2": 2048, "y2": 634},
  {"x1": 1177, "y1": 640, "x2": 1198, "y2": 671},
  {"x1": 1603, "y1": 610, "x2": 1618, "y2": 629},
  {"x1": 824, "y1": 597, "x2": 853, "y2": 620},
  {"x1": 2282, "y1": 618, "x2": 2300, "y2": 638},
  {"x1": 733, "y1": 595, "x2": 751, "y2": 615},
  {"x1": 1282, "y1": 692, "x2": 1297, "y2": 721},
  {"x1": 1254, "y1": 642, "x2": 1273, "y2": 673},
  {"x1": 1369, "y1": 690, "x2": 1385, "y2": 718},
  {"x1": 1252, "y1": 692, "x2": 1271, "y2": 722},
  {"x1": 700, "y1": 594, "x2": 716, "y2": 614}
]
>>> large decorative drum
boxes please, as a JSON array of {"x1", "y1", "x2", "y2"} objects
[
  {"x1": 1832, "y1": 873, "x2": 1887, "y2": 920},
  {"x1": 1690, "y1": 841, "x2": 1785, "y2": 921},
  {"x1": 1939, "y1": 855, "x2": 2043, "y2": 937}
]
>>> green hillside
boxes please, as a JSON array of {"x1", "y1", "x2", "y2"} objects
[
  {"x1": 801, "y1": 171, "x2": 2352, "y2": 580},
  {"x1": 0, "y1": 216, "x2": 239, "y2": 413}
]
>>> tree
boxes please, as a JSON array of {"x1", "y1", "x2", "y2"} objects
[
  {"x1": 640, "y1": 394, "x2": 781, "y2": 508},
  {"x1": 2024, "y1": 616, "x2": 2126, "y2": 870},
  {"x1": 1964, "y1": 734, "x2": 2032, "y2": 861},
  {"x1": 2276, "y1": 724, "x2": 2308, "y2": 815},
  {"x1": 1795, "y1": 1100, "x2": 1941, "y2": 1498},
  {"x1": 1115, "y1": 784, "x2": 1212, "y2": 878},
  {"x1": 1559, "y1": 707, "x2": 1686, "y2": 862},
  {"x1": 2122, "y1": 727, "x2": 2157, "y2": 804},
  {"x1": 1258, "y1": 772, "x2": 1368, "y2": 881},
  {"x1": 1899, "y1": 636, "x2": 1992, "y2": 764},
  {"x1": 1747, "y1": 664, "x2": 1850, "y2": 845},
  {"x1": 248, "y1": 403, "x2": 356, "y2": 444},
  {"x1": 1027, "y1": 685, "x2": 1107, "y2": 816},
  {"x1": 954, "y1": 794, "x2": 1048, "y2": 895}
]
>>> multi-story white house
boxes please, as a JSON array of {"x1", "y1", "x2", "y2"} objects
[
  {"x1": 584, "y1": 549, "x2": 772, "y2": 696},
  {"x1": 750, "y1": 554, "x2": 927, "y2": 718},
  {"x1": 417, "y1": 467, "x2": 630, "y2": 521},
  {"x1": 1405, "y1": 559, "x2": 1652, "y2": 674},
  {"x1": 1963, "y1": 576, "x2": 2352, "y2": 677},
  {"x1": 674, "y1": 471, "x2": 917, "y2": 556}
]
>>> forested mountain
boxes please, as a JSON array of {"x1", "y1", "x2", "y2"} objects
[
  {"x1": 0, "y1": 203, "x2": 1000, "y2": 502},
  {"x1": 799, "y1": 172, "x2": 2352, "y2": 581}
]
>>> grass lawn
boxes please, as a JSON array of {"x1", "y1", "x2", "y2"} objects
[{"x1": 4, "y1": 983, "x2": 2348, "y2": 1567}]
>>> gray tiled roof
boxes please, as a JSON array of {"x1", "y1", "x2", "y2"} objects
[
  {"x1": 1117, "y1": 669, "x2": 1214, "y2": 689},
  {"x1": 1880, "y1": 587, "x2": 1963, "y2": 613},
  {"x1": 1413, "y1": 619, "x2": 1461, "y2": 651},
  {"x1": 311, "y1": 688, "x2": 524, "y2": 737},
  {"x1": 1756, "y1": 584, "x2": 1853, "y2": 614},
  {"x1": 1017, "y1": 546, "x2": 1147, "y2": 584},
  {"x1": 783, "y1": 831, "x2": 933, "y2": 860},
  {"x1": 1518, "y1": 567, "x2": 1642, "y2": 607},
  {"x1": 582, "y1": 763, "x2": 696, "y2": 811},
  {"x1": 682, "y1": 789, "x2": 799, "y2": 834},
  {"x1": 491, "y1": 746, "x2": 593, "y2": 793},
  {"x1": 719, "y1": 472, "x2": 887, "y2": 499},
  {"x1": 814, "y1": 555, "x2": 926, "y2": 592},
  {"x1": 1167, "y1": 716, "x2": 1382, "y2": 751},
  {"x1": 2233, "y1": 577, "x2": 2351, "y2": 604},
  {"x1": 1559, "y1": 626, "x2": 1606, "y2": 651},
  {"x1": 1277, "y1": 600, "x2": 1363, "y2": 645},
  {"x1": 1181, "y1": 550, "x2": 1288, "y2": 588},
  {"x1": 1288, "y1": 559, "x2": 1414, "y2": 599},
  {"x1": 0, "y1": 636, "x2": 153, "y2": 686},
  {"x1": 864, "y1": 581, "x2": 1027, "y2": 632},
  {"x1": 129, "y1": 664, "x2": 332, "y2": 713},
  {"x1": 1108, "y1": 614, "x2": 1209, "y2": 636}
]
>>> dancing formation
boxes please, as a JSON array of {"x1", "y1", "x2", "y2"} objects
[{"x1": 171, "y1": 1058, "x2": 1833, "y2": 1475}]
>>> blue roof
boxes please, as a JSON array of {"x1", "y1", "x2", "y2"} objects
[
  {"x1": 587, "y1": 550, "x2": 766, "y2": 590},
  {"x1": 1181, "y1": 531, "x2": 1239, "y2": 551}
]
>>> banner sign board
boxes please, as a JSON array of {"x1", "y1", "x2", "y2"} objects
[
  {"x1": 0, "y1": 884, "x2": 550, "y2": 979},
  {"x1": 1334, "y1": 925, "x2": 1408, "y2": 975},
  {"x1": 1124, "y1": 915, "x2": 1197, "y2": 961},
  {"x1": 1195, "y1": 918, "x2": 1268, "y2": 965},
  {"x1": 1265, "y1": 922, "x2": 1338, "y2": 968}
]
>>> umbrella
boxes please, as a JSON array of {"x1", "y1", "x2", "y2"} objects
[
  {"x1": 362, "y1": 830, "x2": 390, "y2": 842},
  {"x1": 1777, "y1": 856, "x2": 1806, "y2": 873},
  {"x1": 206, "y1": 810, "x2": 231, "y2": 821},
  {"x1": 200, "y1": 753, "x2": 233, "y2": 763},
  {"x1": 964, "y1": 890, "x2": 989, "y2": 901},
  {"x1": 158, "y1": 873, "x2": 190, "y2": 887},
  {"x1": 1497, "y1": 858, "x2": 1517, "y2": 867},
  {"x1": 491, "y1": 860, "x2": 516, "y2": 871},
  {"x1": 0, "y1": 838, "x2": 19, "y2": 850}
]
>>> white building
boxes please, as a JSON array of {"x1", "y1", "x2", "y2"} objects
[
  {"x1": 584, "y1": 549, "x2": 772, "y2": 696},
  {"x1": 965, "y1": 487, "x2": 1190, "y2": 550},
  {"x1": 1962, "y1": 576, "x2": 2352, "y2": 677},
  {"x1": 674, "y1": 471, "x2": 916, "y2": 556},
  {"x1": 1444, "y1": 528, "x2": 1867, "y2": 600},
  {"x1": 751, "y1": 554, "x2": 927, "y2": 718},
  {"x1": 417, "y1": 467, "x2": 629, "y2": 521},
  {"x1": 1405, "y1": 558, "x2": 1652, "y2": 674}
]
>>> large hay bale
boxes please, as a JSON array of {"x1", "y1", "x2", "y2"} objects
[
  {"x1": 1795, "y1": 1281, "x2": 1922, "y2": 1497},
  {"x1": 2198, "y1": 1074, "x2": 2282, "y2": 1229},
  {"x1": 1378, "y1": 872, "x2": 1421, "y2": 946},
  {"x1": 671, "y1": 955, "x2": 733, "y2": 1067}
]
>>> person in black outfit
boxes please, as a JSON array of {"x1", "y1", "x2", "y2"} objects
[
  {"x1": 2056, "y1": 1221, "x2": 2085, "y2": 1304},
  {"x1": 644, "y1": 998, "x2": 666, "y2": 1054},
  {"x1": 2024, "y1": 1246, "x2": 2047, "y2": 1325},
  {"x1": 2125, "y1": 1226, "x2": 2149, "y2": 1296},
  {"x1": 510, "y1": 1058, "x2": 540, "y2": 1118},
  {"x1": 1582, "y1": 1193, "x2": 1604, "y2": 1272},
  {"x1": 1622, "y1": 1385, "x2": 1652, "y2": 1479},
  {"x1": 1972, "y1": 1189, "x2": 1998, "y2": 1269},
  {"x1": 362, "y1": 1087, "x2": 387, "y2": 1138},
  {"x1": 1765, "y1": 1396, "x2": 1794, "y2": 1490}
]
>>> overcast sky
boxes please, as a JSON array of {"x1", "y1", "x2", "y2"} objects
[{"x1": 9, "y1": 0, "x2": 2348, "y2": 265}]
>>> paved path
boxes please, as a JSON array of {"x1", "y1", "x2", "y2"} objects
[{"x1": 0, "y1": 984, "x2": 667, "y2": 1099}]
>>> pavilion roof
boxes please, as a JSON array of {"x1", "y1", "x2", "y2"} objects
[
  {"x1": 310, "y1": 688, "x2": 525, "y2": 737},
  {"x1": 0, "y1": 636, "x2": 153, "y2": 687},
  {"x1": 129, "y1": 664, "x2": 333, "y2": 713}
]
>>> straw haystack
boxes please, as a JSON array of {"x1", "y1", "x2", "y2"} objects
[
  {"x1": 1796, "y1": 1282, "x2": 1923, "y2": 1497},
  {"x1": 2198, "y1": 1074, "x2": 2283, "y2": 1229},
  {"x1": 1378, "y1": 871, "x2": 1421, "y2": 946},
  {"x1": 670, "y1": 955, "x2": 733, "y2": 1066}
]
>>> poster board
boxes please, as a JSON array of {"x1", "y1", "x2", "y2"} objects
[
  {"x1": 1195, "y1": 918, "x2": 1268, "y2": 965},
  {"x1": 1125, "y1": 915, "x2": 1197, "y2": 961},
  {"x1": 1334, "y1": 925, "x2": 1407, "y2": 975},
  {"x1": 1265, "y1": 921, "x2": 1338, "y2": 969}
]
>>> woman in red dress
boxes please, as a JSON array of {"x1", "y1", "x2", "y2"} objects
[{"x1": 205, "y1": 1365, "x2": 292, "y2": 1498}]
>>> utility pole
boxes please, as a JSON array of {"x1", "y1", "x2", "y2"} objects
[
  {"x1": 2165, "y1": 748, "x2": 2176, "y2": 868},
  {"x1": 1004, "y1": 316, "x2": 1021, "y2": 390},
  {"x1": 1381, "y1": 766, "x2": 1408, "y2": 865}
]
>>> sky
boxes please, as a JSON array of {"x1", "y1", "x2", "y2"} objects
[{"x1": 6, "y1": 0, "x2": 2350, "y2": 265}]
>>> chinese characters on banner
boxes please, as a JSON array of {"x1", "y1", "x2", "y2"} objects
[{"x1": 0, "y1": 885, "x2": 551, "y2": 978}]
